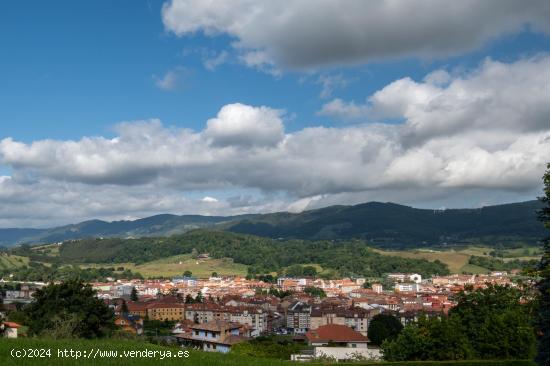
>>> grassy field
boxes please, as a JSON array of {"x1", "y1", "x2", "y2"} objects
[
  {"x1": 0, "y1": 254, "x2": 29, "y2": 270},
  {"x1": 83, "y1": 254, "x2": 248, "y2": 278},
  {"x1": 0, "y1": 338, "x2": 536, "y2": 366},
  {"x1": 372, "y1": 245, "x2": 541, "y2": 274}
]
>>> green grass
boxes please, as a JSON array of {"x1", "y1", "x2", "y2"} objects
[
  {"x1": 0, "y1": 255, "x2": 29, "y2": 270},
  {"x1": 0, "y1": 338, "x2": 536, "y2": 366},
  {"x1": 82, "y1": 254, "x2": 248, "y2": 278}
]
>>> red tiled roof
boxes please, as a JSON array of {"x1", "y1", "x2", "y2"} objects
[
  {"x1": 306, "y1": 324, "x2": 368, "y2": 343},
  {"x1": 4, "y1": 322, "x2": 21, "y2": 328}
]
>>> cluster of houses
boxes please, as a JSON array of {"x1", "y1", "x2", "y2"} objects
[{"x1": 0, "y1": 271, "x2": 517, "y2": 360}]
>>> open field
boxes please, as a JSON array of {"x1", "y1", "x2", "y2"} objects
[
  {"x1": 82, "y1": 254, "x2": 248, "y2": 278},
  {"x1": 372, "y1": 245, "x2": 541, "y2": 274},
  {"x1": 0, "y1": 254, "x2": 29, "y2": 270},
  {"x1": 0, "y1": 338, "x2": 536, "y2": 366},
  {"x1": 372, "y1": 248, "x2": 470, "y2": 273}
]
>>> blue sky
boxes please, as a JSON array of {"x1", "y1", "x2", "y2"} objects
[{"x1": 1, "y1": 1, "x2": 550, "y2": 227}]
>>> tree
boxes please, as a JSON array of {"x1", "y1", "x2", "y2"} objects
[
  {"x1": 302, "y1": 266, "x2": 317, "y2": 277},
  {"x1": 537, "y1": 162, "x2": 550, "y2": 366},
  {"x1": 382, "y1": 315, "x2": 472, "y2": 361},
  {"x1": 120, "y1": 299, "x2": 129, "y2": 314},
  {"x1": 183, "y1": 270, "x2": 193, "y2": 277},
  {"x1": 195, "y1": 292, "x2": 203, "y2": 303},
  {"x1": 185, "y1": 294, "x2": 194, "y2": 304},
  {"x1": 130, "y1": 286, "x2": 138, "y2": 302},
  {"x1": 450, "y1": 284, "x2": 536, "y2": 360},
  {"x1": 24, "y1": 279, "x2": 114, "y2": 338},
  {"x1": 211, "y1": 272, "x2": 218, "y2": 277},
  {"x1": 304, "y1": 287, "x2": 326, "y2": 298},
  {"x1": 368, "y1": 313, "x2": 403, "y2": 346}
]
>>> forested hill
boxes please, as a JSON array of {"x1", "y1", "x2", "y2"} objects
[
  {"x1": 0, "y1": 200, "x2": 545, "y2": 248},
  {"x1": 225, "y1": 200, "x2": 546, "y2": 248}
]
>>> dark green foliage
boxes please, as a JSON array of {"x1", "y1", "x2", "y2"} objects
[
  {"x1": 383, "y1": 315, "x2": 473, "y2": 361},
  {"x1": 120, "y1": 300, "x2": 129, "y2": 314},
  {"x1": 536, "y1": 163, "x2": 550, "y2": 366},
  {"x1": 468, "y1": 256, "x2": 537, "y2": 271},
  {"x1": 450, "y1": 285, "x2": 536, "y2": 359},
  {"x1": 50, "y1": 230, "x2": 450, "y2": 278},
  {"x1": 0, "y1": 261, "x2": 143, "y2": 282},
  {"x1": 231, "y1": 335, "x2": 307, "y2": 360},
  {"x1": 130, "y1": 286, "x2": 138, "y2": 301},
  {"x1": 183, "y1": 270, "x2": 193, "y2": 277},
  {"x1": 384, "y1": 285, "x2": 536, "y2": 362},
  {"x1": 367, "y1": 313, "x2": 403, "y2": 346},
  {"x1": 303, "y1": 286, "x2": 326, "y2": 298},
  {"x1": 24, "y1": 280, "x2": 115, "y2": 338}
]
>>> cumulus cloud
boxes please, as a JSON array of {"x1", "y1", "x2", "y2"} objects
[
  {"x1": 161, "y1": 0, "x2": 550, "y2": 70},
  {"x1": 204, "y1": 103, "x2": 285, "y2": 148},
  {"x1": 1, "y1": 57, "x2": 550, "y2": 226}
]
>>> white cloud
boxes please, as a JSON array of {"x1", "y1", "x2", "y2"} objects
[
  {"x1": 161, "y1": 0, "x2": 550, "y2": 70},
  {"x1": 204, "y1": 103, "x2": 285, "y2": 148},
  {"x1": 1, "y1": 56, "x2": 550, "y2": 226},
  {"x1": 317, "y1": 74, "x2": 352, "y2": 99},
  {"x1": 153, "y1": 66, "x2": 189, "y2": 91},
  {"x1": 203, "y1": 50, "x2": 228, "y2": 71},
  {"x1": 201, "y1": 196, "x2": 219, "y2": 203}
]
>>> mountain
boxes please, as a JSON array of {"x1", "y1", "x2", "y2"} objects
[
  {"x1": 224, "y1": 200, "x2": 546, "y2": 248},
  {"x1": 0, "y1": 200, "x2": 545, "y2": 248},
  {"x1": 0, "y1": 215, "x2": 239, "y2": 247}
]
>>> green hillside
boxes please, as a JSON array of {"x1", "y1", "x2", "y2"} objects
[
  {"x1": 225, "y1": 200, "x2": 546, "y2": 248},
  {"x1": 9, "y1": 230, "x2": 450, "y2": 278}
]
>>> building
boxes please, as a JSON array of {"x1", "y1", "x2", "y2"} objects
[
  {"x1": 115, "y1": 314, "x2": 143, "y2": 335},
  {"x1": 310, "y1": 306, "x2": 374, "y2": 336},
  {"x1": 147, "y1": 302, "x2": 185, "y2": 321},
  {"x1": 2, "y1": 322, "x2": 22, "y2": 338},
  {"x1": 286, "y1": 301, "x2": 311, "y2": 334},
  {"x1": 176, "y1": 320, "x2": 247, "y2": 353},
  {"x1": 291, "y1": 324, "x2": 380, "y2": 361}
]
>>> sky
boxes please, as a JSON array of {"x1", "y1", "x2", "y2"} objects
[{"x1": 1, "y1": 0, "x2": 550, "y2": 228}]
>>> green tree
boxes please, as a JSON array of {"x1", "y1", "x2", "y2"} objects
[
  {"x1": 450, "y1": 284, "x2": 536, "y2": 359},
  {"x1": 304, "y1": 287, "x2": 326, "y2": 298},
  {"x1": 367, "y1": 313, "x2": 403, "y2": 346},
  {"x1": 24, "y1": 279, "x2": 114, "y2": 338},
  {"x1": 537, "y1": 162, "x2": 550, "y2": 366},
  {"x1": 382, "y1": 315, "x2": 472, "y2": 361},
  {"x1": 183, "y1": 270, "x2": 193, "y2": 277},
  {"x1": 120, "y1": 299, "x2": 129, "y2": 314},
  {"x1": 302, "y1": 265, "x2": 317, "y2": 277},
  {"x1": 211, "y1": 272, "x2": 218, "y2": 277},
  {"x1": 130, "y1": 286, "x2": 138, "y2": 302},
  {"x1": 184, "y1": 294, "x2": 194, "y2": 304}
]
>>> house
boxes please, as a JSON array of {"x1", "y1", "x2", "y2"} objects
[
  {"x1": 115, "y1": 314, "x2": 143, "y2": 335},
  {"x1": 175, "y1": 320, "x2": 248, "y2": 353},
  {"x1": 2, "y1": 321, "x2": 22, "y2": 338},
  {"x1": 292, "y1": 324, "x2": 380, "y2": 361}
]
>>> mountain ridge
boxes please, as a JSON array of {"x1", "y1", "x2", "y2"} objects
[{"x1": 0, "y1": 200, "x2": 545, "y2": 248}]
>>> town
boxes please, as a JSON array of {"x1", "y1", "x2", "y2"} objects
[{"x1": 0, "y1": 270, "x2": 518, "y2": 361}]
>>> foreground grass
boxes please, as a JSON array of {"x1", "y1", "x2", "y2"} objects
[{"x1": 0, "y1": 338, "x2": 536, "y2": 366}]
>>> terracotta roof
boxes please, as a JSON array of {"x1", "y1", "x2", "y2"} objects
[
  {"x1": 306, "y1": 324, "x2": 368, "y2": 343},
  {"x1": 3, "y1": 322, "x2": 22, "y2": 328},
  {"x1": 190, "y1": 320, "x2": 242, "y2": 332}
]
